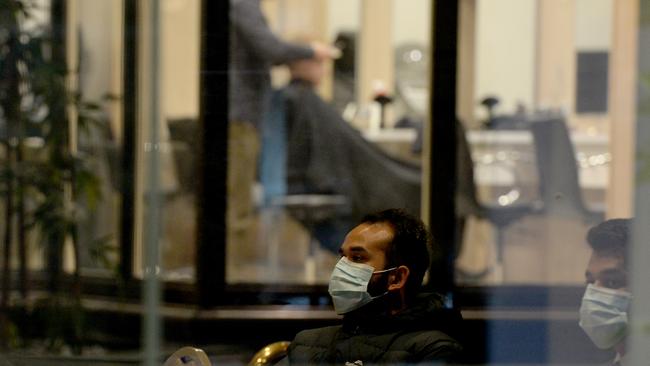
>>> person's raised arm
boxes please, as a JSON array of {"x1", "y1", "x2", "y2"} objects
[{"x1": 231, "y1": 0, "x2": 315, "y2": 64}]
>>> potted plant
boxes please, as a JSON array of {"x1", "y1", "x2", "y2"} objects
[{"x1": 0, "y1": 0, "x2": 106, "y2": 352}]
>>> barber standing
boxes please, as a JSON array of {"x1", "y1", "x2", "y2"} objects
[{"x1": 228, "y1": 0, "x2": 336, "y2": 250}]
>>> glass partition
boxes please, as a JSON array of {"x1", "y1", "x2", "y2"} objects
[
  {"x1": 73, "y1": 0, "x2": 124, "y2": 276},
  {"x1": 226, "y1": 0, "x2": 433, "y2": 287},
  {"x1": 2, "y1": 0, "x2": 649, "y2": 364},
  {"x1": 455, "y1": 0, "x2": 616, "y2": 287},
  {"x1": 156, "y1": 0, "x2": 200, "y2": 282},
  {"x1": 452, "y1": 0, "x2": 643, "y2": 364},
  {"x1": 0, "y1": 0, "x2": 126, "y2": 277},
  {"x1": 135, "y1": 0, "x2": 200, "y2": 282}
]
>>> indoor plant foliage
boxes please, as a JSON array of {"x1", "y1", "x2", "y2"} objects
[{"x1": 0, "y1": 0, "x2": 105, "y2": 351}]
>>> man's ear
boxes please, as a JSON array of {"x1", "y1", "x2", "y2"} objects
[{"x1": 387, "y1": 265, "x2": 410, "y2": 291}]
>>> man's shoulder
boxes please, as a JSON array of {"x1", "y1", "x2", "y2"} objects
[
  {"x1": 401, "y1": 328, "x2": 461, "y2": 348},
  {"x1": 397, "y1": 329, "x2": 463, "y2": 361},
  {"x1": 288, "y1": 325, "x2": 342, "y2": 361},
  {"x1": 292, "y1": 325, "x2": 342, "y2": 346},
  {"x1": 292, "y1": 325, "x2": 459, "y2": 350}
]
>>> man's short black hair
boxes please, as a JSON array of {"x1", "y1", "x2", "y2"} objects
[
  {"x1": 361, "y1": 208, "x2": 430, "y2": 300},
  {"x1": 586, "y1": 218, "x2": 632, "y2": 265}
]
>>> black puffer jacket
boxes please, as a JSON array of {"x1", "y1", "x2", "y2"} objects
[{"x1": 287, "y1": 293, "x2": 463, "y2": 365}]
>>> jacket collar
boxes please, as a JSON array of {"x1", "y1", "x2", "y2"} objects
[{"x1": 341, "y1": 292, "x2": 462, "y2": 336}]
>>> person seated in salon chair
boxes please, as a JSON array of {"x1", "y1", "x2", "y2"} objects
[
  {"x1": 275, "y1": 57, "x2": 422, "y2": 254},
  {"x1": 267, "y1": 57, "x2": 480, "y2": 279},
  {"x1": 283, "y1": 209, "x2": 463, "y2": 364}
]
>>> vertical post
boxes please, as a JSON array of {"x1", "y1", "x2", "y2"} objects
[
  {"x1": 358, "y1": 0, "x2": 394, "y2": 109},
  {"x1": 196, "y1": 0, "x2": 229, "y2": 308},
  {"x1": 1, "y1": 145, "x2": 14, "y2": 348},
  {"x1": 143, "y1": 0, "x2": 162, "y2": 364},
  {"x1": 48, "y1": 0, "x2": 67, "y2": 295},
  {"x1": 66, "y1": 0, "x2": 82, "y2": 298},
  {"x1": 17, "y1": 91, "x2": 26, "y2": 300},
  {"x1": 607, "y1": 0, "x2": 639, "y2": 218},
  {"x1": 456, "y1": 0, "x2": 476, "y2": 127},
  {"x1": 534, "y1": 0, "x2": 575, "y2": 114},
  {"x1": 628, "y1": 1, "x2": 650, "y2": 364},
  {"x1": 1, "y1": 3, "x2": 19, "y2": 323},
  {"x1": 426, "y1": 0, "x2": 459, "y2": 295},
  {"x1": 120, "y1": 0, "x2": 137, "y2": 282}
]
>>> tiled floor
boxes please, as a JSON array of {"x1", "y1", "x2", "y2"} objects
[
  {"x1": 226, "y1": 208, "x2": 338, "y2": 285},
  {"x1": 159, "y1": 193, "x2": 592, "y2": 286}
]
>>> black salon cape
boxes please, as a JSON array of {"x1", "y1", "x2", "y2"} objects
[{"x1": 281, "y1": 80, "x2": 422, "y2": 252}]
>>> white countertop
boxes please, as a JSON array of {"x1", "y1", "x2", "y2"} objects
[
  {"x1": 361, "y1": 128, "x2": 610, "y2": 189},
  {"x1": 362, "y1": 128, "x2": 609, "y2": 146}
]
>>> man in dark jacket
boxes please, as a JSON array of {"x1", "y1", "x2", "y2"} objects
[
  {"x1": 579, "y1": 219, "x2": 633, "y2": 365},
  {"x1": 286, "y1": 209, "x2": 463, "y2": 364}
]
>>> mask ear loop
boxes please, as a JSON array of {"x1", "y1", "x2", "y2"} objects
[
  {"x1": 373, "y1": 266, "x2": 398, "y2": 274},
  {"x1": 369, "y1": 267, "x2": 399, "y2": 299},
  {"x1": 375, "y1": 265, "x2": 403, "y2": 286}
]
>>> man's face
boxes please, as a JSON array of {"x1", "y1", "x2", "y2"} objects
[
  {"x1": 585, "y1": 250, "x2": 627, "y2": 291},
  {"x1": 338, "y1": 222, "x2": 393, "y2": 272},
  {"x1": 582, "y1": 249, "x2": 630, "y2": 353}
]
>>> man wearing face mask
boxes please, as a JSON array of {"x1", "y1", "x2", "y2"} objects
[
  {"x1": 580, "y1": 218, "x2": 633, "y2": 365},
  {"x1": 285, "y1": 209, "x2": 463, "y2": 364}
]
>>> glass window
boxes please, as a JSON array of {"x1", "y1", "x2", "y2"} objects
[
  {"x1": 73, "y1": 0, "x2": 124, "y2": 276},
  {"x1": 3, "y1": 0, "x2": 650, "y2": 364},
  {"x1": 0, "y1": 0, "x2": 125, "y2": 278},
  {"x1": 455, "y1": 0, "x2": 616, "y2": 287},
  {"x1": 226, "y1": 0, "x2": 434, "y2": 287},
  {"x1": 452, "y1": 0, "x2": 645, "y2": 364},
  {"x1": 135, "y1": 0, "x2": 200, "y2": 282}
]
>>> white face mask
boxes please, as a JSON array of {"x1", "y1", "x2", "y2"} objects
[
  {"x1": 579, "y1": 284, "x2": 631, "y2": 349},
  {"x1": 328, "y1": 257, "x2": 396, "y2": 315}
]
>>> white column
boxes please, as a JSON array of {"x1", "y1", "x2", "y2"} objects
[
  {"x1": 534, "y1": 0, "x2": 576, "y2": 115},
  {"x1": 358, "y1": 0, "x2": 394, "y2": 106},
  {"x1": 606, "y1": 0, "x2": 638, "y2": 218},
  {"x1": 457, "y1": 0, "x2": 477, "y2": 127}
]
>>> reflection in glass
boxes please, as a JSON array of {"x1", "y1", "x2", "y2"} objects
[
  {"x1": 455, "y1": 0, "x2": 615, "y2": 287},
  {"x1": 227, "y1": 0, "x2": 433, "y2": 286},
  {"x1": 74, "y1": 0, "x2": 124, "y2": 275},
  {"x1": 142, "y1": 0, "x2": 200, "y2": 281}
]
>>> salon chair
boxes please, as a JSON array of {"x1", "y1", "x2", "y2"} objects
[
  {"x1": 455, "y1": 120, "x2": 536, "y2": 282},
  {"x1": 529, "y1": 117, "x2": 604, "y2": 223},
  {"x1": 164, "y1": 346, "x2": 211, "y2": 366},
  {"x1": 249, "y1": 341, "x2": 290, "y2": 366}
]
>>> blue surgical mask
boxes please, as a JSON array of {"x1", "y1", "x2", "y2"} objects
[
  {"x1": 579, "y1": 284, "x2": 631, "y2": 349},
  {"x1": 328, "y1": 257, "x2": 397, "y2": 315}
]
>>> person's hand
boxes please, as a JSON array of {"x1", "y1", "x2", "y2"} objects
[
  {"x1": 311, "y1": 42, "x2": 341, "y2": 60},
  {"x1": 290, "y1": 58, "x2": 325, "y2": 86}
]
